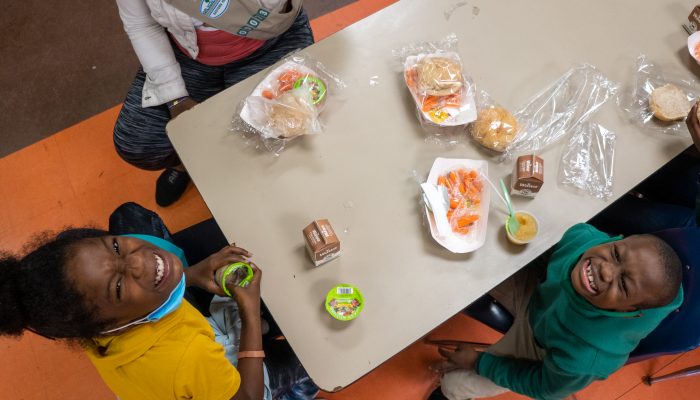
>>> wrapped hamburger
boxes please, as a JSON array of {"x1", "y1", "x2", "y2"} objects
[
  {"x1": 403, "y1": 52, "x2": 476, "y2": 127},
  {"x1": 235, "y1": 53, "x2": 345, "y2": 154}
]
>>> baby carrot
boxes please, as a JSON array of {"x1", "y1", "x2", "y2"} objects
[
  {"x1": 422, "y1": 96, "x2": 439, "y2": 112},
  {"x1": 457, "y1": 215, "x2": 479, "y2": 227},
  {"x1": 449, "y1": 171, "x2": 458, "y2": 184}
]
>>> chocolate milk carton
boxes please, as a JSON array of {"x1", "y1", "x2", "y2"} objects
[
  {"x1": 684, "y1": 6, "x2": 700, "y2": 34},
  {"x1": 511, "y1": 155, "x2": 544, "y2": 198},
  {"x1": 303, "y1": 219, "x2": 340, "y2": 266}
]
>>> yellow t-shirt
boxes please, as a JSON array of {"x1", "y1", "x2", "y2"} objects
[{"x1": 85, "y1": 301, "x2": 240, "y2": 400}]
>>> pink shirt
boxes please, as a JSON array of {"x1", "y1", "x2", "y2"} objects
[{"x1": 173, "y1": 28, "x2": 265, "y2": 66}]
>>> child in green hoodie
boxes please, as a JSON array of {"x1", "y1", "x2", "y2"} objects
[{"x1": 432, "y1": 223, "x2": 684, "y2": 400}]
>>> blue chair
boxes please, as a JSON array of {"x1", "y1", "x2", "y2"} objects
[{"x1": 463, "y1": 227, "x2": 700, "y2": 385}]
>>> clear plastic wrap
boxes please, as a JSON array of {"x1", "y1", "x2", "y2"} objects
[
  {"x1": 233, "y1": 52, "x2": 346, "y2": 155},
  {"x1": 620, "y1": 54, "x2": 699, "y2": 135},
  {"x1": 503, "y1": 64, "x2": 619, "y2": 159},
  {"x1": 393, "y1": 34, "x2": 477, "y2": 142},
  {"x1": 559, "y1": 122, "x2": 616, "y2": 200},
  {"x1": 470, "y1": 89, "x2": 520, "y2": 153}
]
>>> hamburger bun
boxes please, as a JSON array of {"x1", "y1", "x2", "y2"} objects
[
  {"x1": 268, "y1": 91, "x2": 316, "y2": 138},
  {"x1": 415, "y1": 57, "x2": 463, "y2": 96},
  {"x1": 649, "y1": 84, "x2": 690, "y2": 122},
  {"x1": 470, "y1": 106, "x2": 519, "y2": 152}
]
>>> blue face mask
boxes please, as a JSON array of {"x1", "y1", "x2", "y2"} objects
[{"x1": 100, "y1": 273, "x2": 186, "y2": 335}]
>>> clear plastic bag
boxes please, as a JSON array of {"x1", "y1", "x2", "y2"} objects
[
  {"x1": 233, "y1": 52, "x2": 346, "y2": 155},
  {"x1": 620, "y1": 54, "x2": 699, "y2": 135},
  {"x1": 503, "y1": 64, "x2": 619, "y2": 159},
  {"x1": 559, "y1": 122, "x2": 616, "y2": 200},
  {"x1": 393, "y1": 34, "x2": 477, "y2": 143},
  {"x1": 469, "y1": 89, "x2": 520, "y2": 153}
]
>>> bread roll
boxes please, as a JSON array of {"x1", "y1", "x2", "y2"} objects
[
  {"x1": 649, "y1": 84, "x2": 690, "y2": 122},
  {"x1": 470, "y1": 106, "x2": 519, "y2": 152},
  {"x1": 268, "y1": 91, "x2": 316, "y2": 138},
  {"x1": 415, "y1": 57, "x2": 463, "y2": 96}
]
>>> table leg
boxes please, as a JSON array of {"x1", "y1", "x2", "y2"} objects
[{"x1": 643, "y1": 365, "x2": 700, "y2": 386}]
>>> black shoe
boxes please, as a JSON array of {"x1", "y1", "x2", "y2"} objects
[
  {"x1": 156, "y1": 168, "x2": 191, "y2": 207},
  {"x1": 427, "y1": 388, "x2": 450, "y2": 400}
]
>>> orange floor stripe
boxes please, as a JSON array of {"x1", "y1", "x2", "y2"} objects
[{"x1": 310, "y1": 0, "x2": 398, "y2": 41}]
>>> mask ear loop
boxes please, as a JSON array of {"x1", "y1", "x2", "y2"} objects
[{"x1": 99, "y1": 318, "x2": 150, "y2": 335}]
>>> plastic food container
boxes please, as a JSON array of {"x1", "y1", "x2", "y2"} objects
[
  {"x1": 403, "y1": 52, "x2": 476, "y2": 126},
  {"x1": 239, "y1": 60, "x2": 325, "y2": 139},
  {"x1": 505, "y1": 211, "x2": 539, "y2": 245},
  {"x1": 325, "y1": 284, "x2": 364, "y2": 321},
  {"x1": 688, "y1": 31, "x2": 700, "y2": 66},
  {"x1": 421, "y1": 158, "x2": 490, "y2": 253}
]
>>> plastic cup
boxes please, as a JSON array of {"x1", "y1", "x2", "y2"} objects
[{"x1": 505, "y1": 211, "x2": 539, "y2": 245}]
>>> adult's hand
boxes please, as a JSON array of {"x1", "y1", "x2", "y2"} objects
[
  {"x1": 685, "y1": 102, "x2": 700, "y2": 153},
  {"x1": 169, "y1": 97, "x2": 198, "y2": 119},
  {"x1": 184, "y1": 244, "x2": 253, "y2": 296}
]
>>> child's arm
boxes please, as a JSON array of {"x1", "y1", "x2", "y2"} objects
[
  {"x1": 476, "y1": 353, "x2": 597, "y2": 400},
  {"x1": 230, "y1": 264, "x2": 265, "y2": 400}
]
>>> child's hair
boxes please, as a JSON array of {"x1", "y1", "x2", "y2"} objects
[
  {"x1": 641, "y1": 234, "x2": 683, "y2": 309},
  {"x1": 0, "y1": 229, "x2": 112, "y2": 340}
]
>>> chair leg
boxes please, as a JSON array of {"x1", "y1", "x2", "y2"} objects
[{"x1": 643, "y1": 365, "x2": 700, "y2": 385}]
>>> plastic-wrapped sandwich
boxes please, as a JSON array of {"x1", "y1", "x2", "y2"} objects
[
  {"x1": 235, "y1": 52, "x2": 345, "y2": 154},
  {"x1": 403, "y1": 52, "x2": 476, "y2": 126},
  {"x1": 395, "y1": 34, "x2": 476, "y2": 133}
]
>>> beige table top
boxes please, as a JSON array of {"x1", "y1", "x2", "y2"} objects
[{"x1": 168, "y1": 0, "x2": 695, "y2": 391}]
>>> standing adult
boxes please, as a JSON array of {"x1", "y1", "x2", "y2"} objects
[{"x1": 114, "y1": 0, "x2": 314, "y2": 206}]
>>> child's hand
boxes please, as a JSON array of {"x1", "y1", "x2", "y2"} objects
[
  {"x1": 430, "y1": 342, "x2": 483, "y2": 374},
  {"x1": 185, "y1": 244, "x2": 253, "y2": 296},
  {"x1": 232, "y1": 263, "x2": 262, "y2": 320},
  {"x1": 685, "y1": 102, "x2": 700, "y2": 153}
]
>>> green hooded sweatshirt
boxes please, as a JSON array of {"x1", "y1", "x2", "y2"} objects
[{"x1": 476, "y1": 223, "x2": 684, "y2": 400}]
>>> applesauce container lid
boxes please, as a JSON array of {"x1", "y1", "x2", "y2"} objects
[{"x1": 325, "y1": 284, "x2": 364, "y2": 321}]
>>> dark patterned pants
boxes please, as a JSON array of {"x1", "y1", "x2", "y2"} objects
[{"x1": 113, "y1": 10, "x2": 315, "y2": 171}]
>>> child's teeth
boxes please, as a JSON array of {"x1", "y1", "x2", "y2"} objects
[
  {"x1": 584, "y1": 264, "x2": 597, "y2": 291},
  {"x1": 154, "y1": 254, "x2": 164, "y2": 285}
]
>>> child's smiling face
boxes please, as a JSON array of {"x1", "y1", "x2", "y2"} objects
[
  {"x1": 570, "y1": 236, "x2": 667, "y2": 312},
  {"x1": 66, "y1": 236, "x2": 184, "y2": 331}
]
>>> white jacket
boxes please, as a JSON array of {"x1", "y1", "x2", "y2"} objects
[
  {"x1": 116, "y1": 0, "x2": 287, "y2": 107},
  {"x1": 117, "y1": 0, "x2": 204, "y2": 107}
]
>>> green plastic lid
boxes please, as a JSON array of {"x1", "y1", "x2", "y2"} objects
[
  {"x1": 219, "y1": 262, "x2": 254, "y2": 297},
  {"x1": 293, "y1": 76, "x2": 327, "y2": 105},
  {"x1": 325, "y1": 284, "x2": 364, "y2": 321}
]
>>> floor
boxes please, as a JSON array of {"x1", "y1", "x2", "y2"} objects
[{"x1": 1, "y1": 1, "x2": 699, "y2": 399}]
